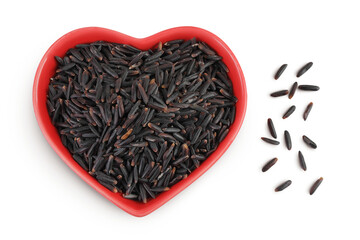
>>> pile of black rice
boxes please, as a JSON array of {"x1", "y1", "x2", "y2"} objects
[{"x1": 47, "y1": 38, "x2": 237, "y2": 203}]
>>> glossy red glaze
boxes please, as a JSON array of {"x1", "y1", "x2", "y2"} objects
[{"x1": 33, "y1": 27, "x2": 247, "y2": 217}]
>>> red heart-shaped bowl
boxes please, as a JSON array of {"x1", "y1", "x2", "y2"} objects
[{"x1": 33, "y1": 27, "x2": 247, "y2": 217}]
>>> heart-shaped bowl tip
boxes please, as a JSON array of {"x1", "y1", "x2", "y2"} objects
[{"x1": 33, "y1": 26, "x2": 247, "y2": 217}]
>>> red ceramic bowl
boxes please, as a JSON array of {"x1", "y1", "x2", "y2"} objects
[{"x1": 33, "y1": 27, "x2": 247, "y2": 217}]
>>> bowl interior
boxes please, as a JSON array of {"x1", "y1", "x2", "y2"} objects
[{"x1": 33, "y1": 27, "x2": 247, "y2": 217}]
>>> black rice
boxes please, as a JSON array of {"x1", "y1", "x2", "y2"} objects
[
  {"x1": 283, "y1": 105, "x2": 296, "y2": 119},
  {"x1": 261, "y1": 137, "x2": 280, "y2": 145},
  {"x1": 298, "y1": 151, "x2": 306, "y2": 171},
  {"x1": 309, "y1": 177, "x2": 323, "y2": 195},
  {"x1": 267, "y1": 118, "x2": 277, "y2": 139},
  {"x1": 284, "y1": 130, "x2": 292, "y2": 150},
  {"x1": 288, "y1": 82, "x2": 298, "y2": 99},
  {"x1": 270, "y1": 90, "x2": 289, "y2": 97},
  {"x1": 303, "y1": 102, "x2": 313, "y2": 121},
  {"x1": 298, "y1": 85, "x2": 320, "y2": 91},
  {"x1": 262, "y1": 158, "x2": 278, "y2": 172},
  {"x1": 275, "y1": 180, "x2": 292, "y2": 192},
  {"x1": 303, "y1": 135, "x2": 317, "y2": 149},
  {"x1": 274, "y1": 64, "x2": 287, "y2": 80},
  {"x1": 47, "y1": 39, "x2": 237, "y2": 203},
  {"x1": 297, "y1": 62, "x2": 313, "y2": 77}
]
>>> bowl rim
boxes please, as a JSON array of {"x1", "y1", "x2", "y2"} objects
[{"x1": 33, "y1": 26, "x2": 247, "y2": 217}]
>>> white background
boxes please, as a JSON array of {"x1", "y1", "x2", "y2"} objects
[{"x1": 1, "y1": 0, "x2": 359, "y2": 239}]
